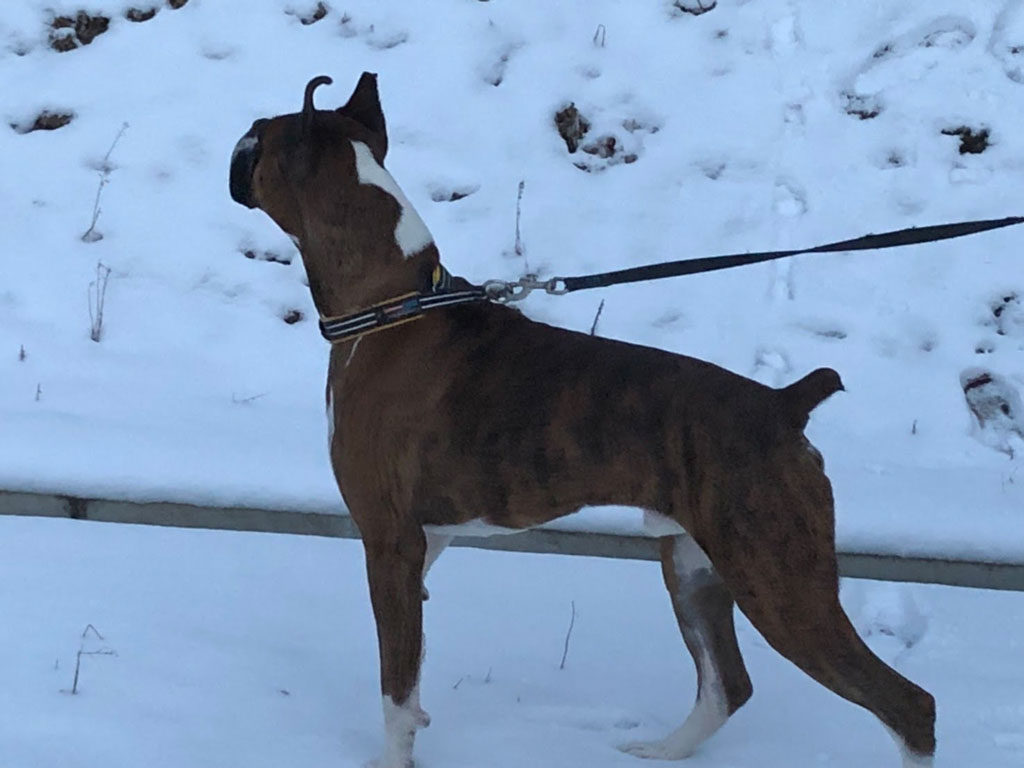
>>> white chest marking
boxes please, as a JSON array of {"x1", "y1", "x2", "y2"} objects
[{"x1": 350, "y1": 141, "x2": 433, "y2": 258}]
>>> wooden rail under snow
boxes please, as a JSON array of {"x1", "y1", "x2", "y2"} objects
[{"x1": 2, "y1": 490, "x2": 1022, "y2": 592}]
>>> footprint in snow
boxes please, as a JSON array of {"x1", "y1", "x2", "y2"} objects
[
  {"x1": 960, "y1": 367, "x2": 1024, "y2": 456},
  {"x1": 839, "y1": 15, "x2": 977, "y2": 120},
  {"x1": 429, "y1": 183, "x2": 479, "y2": 203},
  {"x1": 773, "y1": 180, "x2": 807, "y2": 217},
  {"x1": 989, "y1": 0, "x2": 1024, "y2": 84}
]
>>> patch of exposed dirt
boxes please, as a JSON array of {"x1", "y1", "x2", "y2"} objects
[
  {"x1": 49, "y1": 11, "x2": 111, "y2": 51},
  {"x1": 11, "y1": 111, "x2": 74, "y2": 134},
  {"x1": 556, "y1": 105, "x2": 656, "y2": 172},
  {"x1": 941, "y1": 125, "x2": 991, "y2": 154},
  {"x1": 554, "y1": 103, "x2": 590, "y2": 153},
  {"x1": 126, "y1": 8, "x2": 158, "y2": 22}
]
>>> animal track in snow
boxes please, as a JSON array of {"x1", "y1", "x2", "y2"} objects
[
  {"x1": 961, "y1": 368, "x2": 1024, "y2": 456},
  {"x1": 752, "y1": 347, "x2": 791, "y2": 387},
  {"x1": 480, "y1": 44, "x2": 521, "y2": 87},
  {"x1": 798, "y1": 321, "x2": 848, "y2": 341},
  {"x1": 200, "y1": 44, "x2": 235, "y2": 61},
  {"x1": 840, "y1": 16, "x2": 977, "y2": 120},
  {"x1": 242, "y1": 248, "x2": 292, "y2": 266},
  {"x1": 286, "y1": 2, "x2": 329, "y2": 26},
  {"x1": 983, "y1": 292, "x2": 1024, "y2": 339},
  {"x1": 773, "y1": 180, "x2": 806, "y2": 217},
  {"x1": 338, "y1": 14, "x2": 409, "y2": 50},
  {"x1": 428, "y1": 183, "x2": 479, "y2": 203},
  {"x1": 841, "y1": 91, "x2": 883, "y2": 121},
  {"x1": 669, "y1": 0, "x2": 717, "y2": 18},
  {"x1": 989, "y1": 0, "x2": 1024, "y2": 83},
  {"x1": 871, "y1": 147, "x2": 911, "y2": 170}
]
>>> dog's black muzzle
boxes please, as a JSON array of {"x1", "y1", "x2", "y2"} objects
[{"x1": 229, "y1": 123, "x2": 265, "y2": 209}]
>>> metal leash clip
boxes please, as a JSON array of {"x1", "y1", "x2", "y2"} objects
[{"x1": 483, "y1": 274, "x2": 569, "y2": 303}]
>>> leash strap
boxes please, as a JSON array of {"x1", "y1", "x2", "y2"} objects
[
  {"x1": 318, "y1": 267, "x2": 489, "y2": 343},
  {"x1": 318, "y1": 215, "x2": 1024, "y2": 342},
  {"x1": 559, "y1": 216, "x2": 1024, "y2": 293}
]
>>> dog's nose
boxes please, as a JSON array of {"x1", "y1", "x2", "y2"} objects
[{"x1": 229, "y1": 132, "x2": 260, "y2": 208}]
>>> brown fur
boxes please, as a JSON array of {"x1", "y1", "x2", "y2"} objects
[{"x1": 230, "y1": 73, "x2": 935, "y2": 766}]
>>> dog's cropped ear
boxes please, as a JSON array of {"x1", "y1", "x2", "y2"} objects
[{"x1": 338, "y1": 71, "x2": 388, "y2": 155}]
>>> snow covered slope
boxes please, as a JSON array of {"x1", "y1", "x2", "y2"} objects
[{"x1": 2, "y1": 0, "x2": 1023, "y2": 557}]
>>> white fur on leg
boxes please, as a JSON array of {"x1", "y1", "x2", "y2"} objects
[
  {"x1": 370, "y1": 686, "x2": 429, "y2": 768},
  {"x1": 619, "y1": 646, "x2": 729, "y2": 760},
  {"x1": 620, "y1": 534, "x2": 729, "y2": 760}
]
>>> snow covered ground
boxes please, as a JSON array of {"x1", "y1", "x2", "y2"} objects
[
  {"x1": 3, "y1": 0, "x2": 1024, "y2": 560},
  {"x1": 2, "y1": 515, "x2": 1023, "y2": 768}
]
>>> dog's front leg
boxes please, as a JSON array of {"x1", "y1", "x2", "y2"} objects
[{"x1": 363, "y1": 525, "x2": 429, "y2": 768}]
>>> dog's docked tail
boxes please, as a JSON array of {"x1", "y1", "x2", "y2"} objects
[{"x1": 780, "y1": 368, "x2": 844, "y2": 429}]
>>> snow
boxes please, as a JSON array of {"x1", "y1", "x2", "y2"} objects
[
  {"x1": 2, "y1": 515, "x2": 1023, "y2": 768},
  {"x1": 2, "y1": 0, "x2": 1024, "y2": 559}
]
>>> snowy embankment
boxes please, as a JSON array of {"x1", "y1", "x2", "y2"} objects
[
  {"x1": 2, "y1": 515, "x2": 1023, "y2": 768},
  {"x1": 1, "y1": 0, "x2": 1023, "y2": 560}
]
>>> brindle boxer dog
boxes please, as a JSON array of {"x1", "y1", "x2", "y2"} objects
[{"x1": 229, "y1": 73, "x2": 935, "y2": 768}]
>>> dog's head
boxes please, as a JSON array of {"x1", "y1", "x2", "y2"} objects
[{"x1": 229, "y1": 72, "x2": 391, "y2": 245}]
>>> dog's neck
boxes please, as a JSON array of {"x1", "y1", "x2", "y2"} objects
[
  {"x1": 298, "y1": 231, "x2": 441, "y2": 320},
  {"x1": 296, "y1": 142, "x2": 442, "y2": 319}
]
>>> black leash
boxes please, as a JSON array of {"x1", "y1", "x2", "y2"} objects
[
  {"x1": 556, "y1": 216, "x2": 1024, "y2": 293},
  {"x1": 319, "y1": 215, "x2": 1024, "y2": 343}
]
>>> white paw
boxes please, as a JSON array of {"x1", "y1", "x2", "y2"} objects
[
  {"x1": 618, "y1": 739, "x2": 696, "y2": 761},
  {"x1": 412, "y1": 707, "x2": 430, "y2": 728}
]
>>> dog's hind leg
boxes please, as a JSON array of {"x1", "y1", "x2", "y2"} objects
[
  {"x1": 362, "y1": 522, "x2": 430, "y2": 768},
  {"x1": 706, "y1": 468, "x2": 935, "y2": 767},
  {"x1": 620, "y1": 534, "x2": 752, "y2": 760}
]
